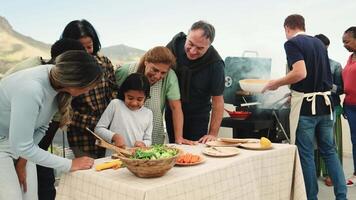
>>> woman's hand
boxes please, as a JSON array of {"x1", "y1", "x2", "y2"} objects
[
  {"x1": 15, "y1": 158, "x2": 27, "y2": 192},
  {"x1": 134, "y1": 141, "x2": 146, "y2": 147},
  {"x1": 70, "y1": 156, "x2": 94, "y2": 172},
  {"x1": 112, "y1": 134, "x2": 126, "y2": 148}
]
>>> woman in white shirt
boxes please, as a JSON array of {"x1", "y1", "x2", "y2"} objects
[{"x1": 95, "y1": 73, "x2": 153, "y2": 149}]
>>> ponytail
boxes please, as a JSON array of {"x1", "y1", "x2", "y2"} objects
[{"x1": 49, "y1": 50, "x2": 103, "y2": 128}]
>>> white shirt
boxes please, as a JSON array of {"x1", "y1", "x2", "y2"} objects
[{"x1": 95, "y1": 99, "x2": 153, "y2": 147}]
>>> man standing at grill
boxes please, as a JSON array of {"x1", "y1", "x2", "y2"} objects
[
  {"x1": 262, "y1": 14, "x2": 347, "y2": 199},
  {"x1": 165, "y1": 21, "x2": 225, "y2": 144}
]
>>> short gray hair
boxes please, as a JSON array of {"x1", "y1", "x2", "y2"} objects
[{"x1": 190, "y1": 20, "x2": 215, "y2": 43}]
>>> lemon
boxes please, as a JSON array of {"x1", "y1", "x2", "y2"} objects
[{"x1": 260, "y1": 137, "x2": 272, "y2": 148}]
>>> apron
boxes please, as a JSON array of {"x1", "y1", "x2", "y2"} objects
[
  {"x1": 289, "y1": 90, "x2": 333, "y2": 144},
  {"x1": 128, "y1": 64, "x2": 166, "y2": 144}
]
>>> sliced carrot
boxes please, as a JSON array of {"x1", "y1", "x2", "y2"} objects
[
  {"x1": 177, "y1": 156, "x2": 184, "y2": 163},
  {"x1": 190, "y1": 155, "x2": 200, "y2": 163},
  {"x1": 183, "y1": 154, "x2": 191, "y2": 163}
]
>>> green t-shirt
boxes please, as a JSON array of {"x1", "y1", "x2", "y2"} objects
[{"x1": 115, "y1": 63, "x2": 181, "y2": 113}]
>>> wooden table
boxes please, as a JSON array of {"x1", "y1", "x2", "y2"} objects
[{"x1": 56, "y1": 143, "x2": 306, "y2": 200}]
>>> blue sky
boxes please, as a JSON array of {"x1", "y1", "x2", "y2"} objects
[{"x1": 1, "y1": 0, "x2": 355, "y2": 77}]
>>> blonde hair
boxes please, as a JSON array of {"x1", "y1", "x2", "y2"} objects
[
  {"x1": 137, "y1": 46, "x2": 176, "y2": 73},
  {"x1": 49, "y1": 50, "x2": 103, "y2": 128}
]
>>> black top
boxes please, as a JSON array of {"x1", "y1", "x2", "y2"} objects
[
  {"x1": 167, "y1": 32, "x2": 225, "y2": 115},
  {"x1": 285, "y1": 34, "x2": 333, "y2": 115}
]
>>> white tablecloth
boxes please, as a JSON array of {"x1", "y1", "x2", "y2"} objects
[{"x1": 56, "y1": 143, "x2": 306, "y2": 200}]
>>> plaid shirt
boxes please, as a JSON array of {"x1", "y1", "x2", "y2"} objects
[{"x1": 67, "y1": 53, "x2": 117, "y2": 158}]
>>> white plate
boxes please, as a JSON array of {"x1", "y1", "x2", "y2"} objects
[
  {"x1": 202, "y1": 147, "x2": 240, "y2": 157},
  {"x1": 205, "y1": 141, "x2": 240, "y2": 147},
  {"x1": 239, "y1": 143, "x2": 273, "y2": 150},
  {"x1": 218, "y1": 138, "x2": 259, "y2": 144}
]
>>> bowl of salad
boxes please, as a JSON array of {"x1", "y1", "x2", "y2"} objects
[{"x1": 117, "y1": 145, "x2": 181, "y2": 178}]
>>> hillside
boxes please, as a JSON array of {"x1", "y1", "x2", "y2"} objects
[
  {"x1": 101, "y1": 44, "x2": 145, "y2": 66},
  {"x1": 0, "y1": 16, "x2": 50, "y2": 73},
  {"x1": 0, "y1": 16, "x2": 145, "y2": 74}
]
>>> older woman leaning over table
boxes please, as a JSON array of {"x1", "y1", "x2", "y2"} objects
[{"x1": 115, "y1": 46, "x2": 195, "y2": 145}]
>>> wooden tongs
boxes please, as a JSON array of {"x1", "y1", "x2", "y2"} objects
[{"x1": 85, "y1": 127, "x2": 132, "y2": 157}]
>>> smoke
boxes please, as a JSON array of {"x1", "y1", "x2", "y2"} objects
[{"x1": 257, "y1": 85, "x2": 291, "y2": 109}]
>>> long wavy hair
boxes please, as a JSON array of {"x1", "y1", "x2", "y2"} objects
[
  {"x1": 136, "y1": 46, "x2": 176, "y2": 74},
  {"x1": 49, "y1": 50, "x2": 103, "y2": 128}
]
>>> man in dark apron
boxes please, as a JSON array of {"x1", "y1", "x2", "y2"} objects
[{"x1": 262, "y1": 14, "x2": 347, "y2": 200}]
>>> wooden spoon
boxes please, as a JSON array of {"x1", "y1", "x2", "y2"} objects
[{"x1": 85, "y1": 127, "x2": 132, "y2": 157}]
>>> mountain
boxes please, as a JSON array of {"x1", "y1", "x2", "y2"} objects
[
  {"x1": 101, "y1": 44, "x2": 145, "y2": 66},
  {"x1": 0, "y1": 16, "x2": 50, "y2": 73},
  {"x1": 0, "y1": 16, "x2": 145, "y2": 74}
]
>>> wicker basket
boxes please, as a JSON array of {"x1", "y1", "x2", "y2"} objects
[{"x1": 118, "y1": 147, "x2": 181, "y2": 178}]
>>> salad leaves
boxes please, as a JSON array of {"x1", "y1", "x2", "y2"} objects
[{"x1": 131, "y1": 145, "x2": 178, "y2": 160}]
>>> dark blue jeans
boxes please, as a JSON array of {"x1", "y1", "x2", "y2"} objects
[
  {"x1": 344, "y1": 104, "x2": 356, "y2": 175},
  {"x1": 296, "y1": 115, "x2": 347, "y2": 200}
]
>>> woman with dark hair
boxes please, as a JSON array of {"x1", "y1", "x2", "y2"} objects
[
  {"x1": 95, "y1": 73, "x2": 153, "y2": 149},
  {"x1": 0, "y1": 50, "x2": 102, "y2": 199},
  {"x1": 342, "y1": 26, "x2": 356, "y2": 186},
  {"x1": 61, "y1": 19, "x2": 117, "y2": 158},
  {"x1": 115, "y1": 46, "x2": 195, "y2": 145}
]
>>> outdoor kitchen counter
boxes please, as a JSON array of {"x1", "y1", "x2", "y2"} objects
[{"x1": 56, "y1": 143, "x2": 306, "y2": 200}]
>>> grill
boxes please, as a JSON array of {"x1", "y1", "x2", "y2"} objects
[
  {"x1": 221, "y1": 91, "x2": 290, "y2": 143},
  {"x1": 222, "y1": 52, "x2": 290, "y2": 143}
]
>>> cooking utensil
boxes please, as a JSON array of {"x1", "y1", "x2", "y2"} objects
[
  {"x1": 86, "y1": 127, "x2": 132, "y2": 157},
  {"x1": 239, "y1": 79, "x2": 269, "y2": 93},
  {"x1": 224, "y1": 109, "x2": 252, "y2": 119},
  {"x1": 240, "y1": 102, "x2": 261, "y2": 107}
]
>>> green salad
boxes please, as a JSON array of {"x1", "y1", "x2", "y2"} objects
[{"x1": 131, "y1": 145, "x2": 178, "y2": 160}]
